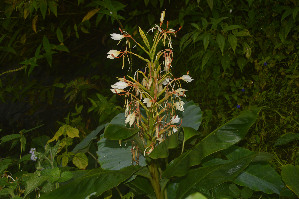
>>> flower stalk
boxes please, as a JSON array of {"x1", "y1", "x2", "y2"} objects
[{"x1": 107, "y1": 12, "x2": 190, "y2": 199}]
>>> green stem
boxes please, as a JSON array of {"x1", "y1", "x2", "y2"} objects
[{"x1": 148, "y1": 161, "x2": 165, "y2": 199}]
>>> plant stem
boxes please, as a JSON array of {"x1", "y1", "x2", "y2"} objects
[{"x1": 148, "y1": 161, "x2": 164, "y2": 199}]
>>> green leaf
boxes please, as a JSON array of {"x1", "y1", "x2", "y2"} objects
[
  {"x1": 222, "y1": 25, "x2": 241, "y2": 32},
  {"x1": 274, "y1": 133, "x2": 299, "y2": 146},
  {"x1": 42, "y1": 167, "x2": 61, "y2": 183},
  {"x1": 104, "y1": 124, "x2": 139, "y2": 140},
  {"x1": 228, "y1": 34, "x2": 237, "y2": 53},
  {"x1": 24, "y1": 173, "x2": 48, "y2": 197},
  {"x1": 181, "y1": 101, "x2": 202, "y2": 130},
  {"x1": 0, "y1": 134, "x2": 21, "y2": 144},
  {"x1": 126, "y1": 176, "x2": 155, "y2": 197},
  {"x1": 206, "y1": 0, "x2": 213, "y2": 11},
  {"x1": 237, "y1": 57, "x2": 247, "y2": 72},
  {"x1": 0, "y1": 158, "x2": 12, "y2": 173},
  {"x1": 182, "y1": 127, "x2": 199, "y2": 143},
  {"x1": 202, "y1": 33, "x2": 210, "y2": 51},
  {"x1": 216, "y1": 33, "x2": 225, "y2": 55},
  {"x1": 176, "y1": 154, "x2": 257, "y2": 199},
  {"x1": 43, "y1": 36, "x2": 52, "y2": 66},
  {"x1": 58, "y1": 171, "x2": 73, "y2": 183},
  {"x1": 48, "y1": 125, "x2": 79, "y2": 143},
  {"x1": 185, "y1": 192, "x2": 208, "y2": 199},
  {"x1": 233, "y1": 29, "x2": 251, "y2": 37},
  {"x1": 149, "y1": 132, "x2": 179, "y2": 159},
  {"x1": 40, "y1": 166, "x2": 140, "y2": 199},
  {"x1": 234, "y1": 163, "x2": 285, "y2": 195},
  {"x1": 97, "y1": 137, "x2": 146, "y2": 170},
  {"x1": 281, "y1": 165, "x2": 299, "y2": 197},
  {"x1": 56, "y1": 28, "x2": 64, "y2": 43},
  {"x1": 201, "y1": 50, "x2": 212, "y2": 70},
  {"x1": 162, "y1": 108, "x2": 261, "y2": 178},
  {"x1": 221, "y1": 54, "x2": 231, "y2": 71},
  {"x1": 40, "y1": 0, "x2": 47, "y2": 19},
  {"x1": 139, "y1": 27, "x2": 150, "y2": 50},
  {"x1": 72, "y1": 124, "x2": 106, "y2": 153},
  {"x1": 48, "y1": 1, "x2": 57, "y2": 17},
  {"x1": 73, "y1": 153, "x2": 88, "y2": 169}
]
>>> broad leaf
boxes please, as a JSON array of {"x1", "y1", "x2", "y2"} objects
[
  {"x1": 234, "y1": 163, "x2": 285, "y2": 195},
  {"x1": 72, "y1": 124, "x2": 106, "y2": 153},
  {"x1": 163, "y1": 108, "x2": 261, "y2": 178},
  {"x1": 182, "y1": 101, "x2": 202, "y2": 131},
  {"x1": 104, "y1": 124, "x2": 139, "y2": 140},
  {"x1": 201, "y1": 50, "x2": 212, "y2": 70},
  {"x1": 40, "y1": 166, "x2": 140, "y2": 199},
  {"x1": 176, "y1": 153, "x2": 257, "y2": 199},
  {"x1": 97, "y1": 137, "x2": 146, "y2": 170},
  {"x1": 149, "y1": 132, "x2": 179, "y2": 159},
  {"x1": 139, "y1": 27, "x2": 150, "y2": 50},
  {"x1": 274, "y1": 133, "x2": 299, "y2": 146},
  {"x1": 281, "y1": 165, "x2": 299, "y2": 197},
  {"x1": 126, "y1": 176, "x2": 155, "y2": 198},
  {"x1": 202, "y1": 33, "x2": 210, "y2": 51}
]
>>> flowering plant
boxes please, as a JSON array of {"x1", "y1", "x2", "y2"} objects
[
  {"x1": 40, "y1": 12, "x2": 262, "y2": 199},
  {"x1": 107, "y1": 11, "x2": 193, "y2": 155}
]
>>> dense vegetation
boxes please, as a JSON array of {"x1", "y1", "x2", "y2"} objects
[{"x1": 0, "y1": 0, "x2": 298, "y2": 198}]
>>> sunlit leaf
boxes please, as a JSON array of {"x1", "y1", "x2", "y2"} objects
[
  {"x1": 73, "y1": 153, "x2": 88, "y2": 170},
  {"x1": 82, "y1": 8, "x2": 101, "y2": 22}
]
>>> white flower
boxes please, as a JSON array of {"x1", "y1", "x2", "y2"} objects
[
  {"x1": 110, "y1": 88, "x2": 125, "y2": 93},
  {"x1": 107, "y1": 50, "x2": 121, "y2": 59},
  {"x1": 169, "y1": 29, "x2": 175, "y2": 33},
  {"x1": 173, "y1": 127, "x2": 178, "y2": 133},
  {"x1": 181, "y1": 75, "x2": 193, "y2": 83},
  {"x1": 174, "y1": 101, "x2": 185, "y2": 111},
  {"x1": 175, "y1": 88, "x2": 187, "y2": 97},
  {"x1": 162, "y1": 78, "x2": 172, "y2": 86},
  {"x1": 171, "y1": 115, "x2": 180, "y2": 124},
  {"x1": 110, "y1": 33, "x2": 124, "y2": 41},
  {"x1": 125, "y1": 113, "x2": 136, "y2": 127},
  {"x1": 143, "y1": 98, "x2": 152, "y2": 107},
  {"x1": 111, "y1": 80, "x2": 128, "y2": 90},
  {"x1": 160, "y1": 11, "x2": 165, "y2": 23},
  {"x1": 164, "y1": 57, "x2": 172, "y2": 72}
]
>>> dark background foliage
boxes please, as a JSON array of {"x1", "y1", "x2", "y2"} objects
[{"x1": 0, "y1": 0, "x2": 298, "y2": 197}]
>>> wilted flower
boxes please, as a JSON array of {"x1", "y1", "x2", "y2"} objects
[
  {"x1": 107, "y1": 50, "x2": 121, "y2": 59},
  {"x1": 162, "y1": 78, "x2": 172, "y2": 86},
  {"x1": 175, "y1": 88, "x2": 187, "y2": 97},
  {"x1": 181, "y1": 75, "x2": 193, "y2": 83},
  {"x1": 143, "y1": 98, "x2": 152, "y2": 107},
  {"x1": 160, "y1": 11, "x2": 165, "y2": 24},
  {"x1": 171, "y1": 115, "x2": 180, "y2": 124},
  {"x1": 174, "y1": 101, "x2": 184, "y2": 111},
  {"x1": 110, "y1": 33, "x2": 124, "y2": 41},
  {"x1": 125, "y1": 113, "x2": 136, "y2": 127},
  {"x1": 110, "y1": 88, "x2": 125, "y2": 93},
  {"x1": 111, "y1": 80, "x2": 128, "y2": 90}
]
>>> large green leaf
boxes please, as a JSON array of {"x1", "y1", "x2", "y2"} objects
[
  {"x1": 281, "y1": 165, "x2": 299, "y2": 197},
  {"x1": 97, "y1": 137, "x2": 146, "y2": 170},
  {"x1": 104, "y1": 124, "x2": 139, "y2": 140},
  {"x1": 40, "y1": 166, "x2": 140, "y2": 199},
  {"x1": 72, "y1": 124, "x2": 106, "y2": 153},
  {"x1": 149, "y1": 132, "x2": 179, "y2": 159},
  {"x1": 126, "y1": 176, "x2": 155, "y2": 198},
  {"x1": 163, "y1": 108, "x2": 261, "y2": 178},
  {"x1": 224, "y1": 146, "x2": 285, "y2": 195},
  {"x1": 181, "y1": 101, "x2": 202, "y2": 130},
  {"x1": 176, "y1": 153, "x2": 257, "y2": 199},
  {"x1": 234, "y1": 163, "x2": 285, "y2": 195}
]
